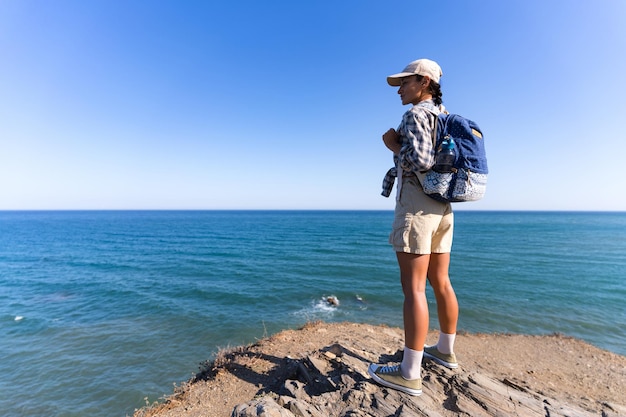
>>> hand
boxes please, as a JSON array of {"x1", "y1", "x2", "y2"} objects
[{"x1": 382, "y1": 128, "x2": 401, "y2": 154}]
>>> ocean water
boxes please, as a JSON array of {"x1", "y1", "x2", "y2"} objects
[{"x1": 1, "y1": 210, "x2": 625, "y2": 417}]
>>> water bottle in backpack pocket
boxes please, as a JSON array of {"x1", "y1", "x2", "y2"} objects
[{"x1": 432, "y1": 138, "x2": 456, "y2": 173}]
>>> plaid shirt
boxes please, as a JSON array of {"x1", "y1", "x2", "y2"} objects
[{"x1": 381, "y1": 100, "x2": 441, "y2": 197}]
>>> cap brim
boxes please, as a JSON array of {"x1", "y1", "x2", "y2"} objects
[{"x1": 386, "y1": 72, "x2": 415, "y2": 86}]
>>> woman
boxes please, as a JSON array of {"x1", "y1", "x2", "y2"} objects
[{"x1": 368, "y1": 59, "x2": 459, "y2": 396}]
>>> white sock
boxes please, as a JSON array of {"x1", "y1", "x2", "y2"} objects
[
  {"x1": 401, "y1": 346, "x2": 423, "y2": 380},
  {"x1": 437, "y1": 332, "x2": 456, "y2": 355}
]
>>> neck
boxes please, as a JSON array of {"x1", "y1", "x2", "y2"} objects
[{"x1": 412, "y1": 95, "x2": 433, "y2": 105}]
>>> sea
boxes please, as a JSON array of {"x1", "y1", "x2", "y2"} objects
[{"x1": 1, "y1": 210, "x2": 625, "y2": 417}]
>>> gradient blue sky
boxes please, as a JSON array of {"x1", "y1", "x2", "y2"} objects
[{"x1": 1, "y1": 0, "x2": 625, "y2": 210}]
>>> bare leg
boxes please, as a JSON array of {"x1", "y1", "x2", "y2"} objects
[
  {"x1": 396, "y1": 252, "x2": 430, "y2": 350},
  {"x1": 427, "y1": 252, "x2": 458, "y2": 335}
]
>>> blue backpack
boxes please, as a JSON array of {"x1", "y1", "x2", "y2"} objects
[{"x1": 419, "y1": 110, "x2": 488, "y2": 203}]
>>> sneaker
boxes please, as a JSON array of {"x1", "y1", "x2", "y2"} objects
[
  {"x1": 424, "y1": 345, "x2": 458, "y2": 369},
  {"x1": 367, "y1": 363, "x2": 422, "y2": 396}
]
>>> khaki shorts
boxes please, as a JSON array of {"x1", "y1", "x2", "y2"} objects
[{"x1": 389, "y1": 176, "x2": 454, "y2": 254}]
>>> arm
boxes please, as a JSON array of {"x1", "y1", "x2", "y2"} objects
[{"x1": 397, "y1": 108, "x2": 436, "y2": 173}]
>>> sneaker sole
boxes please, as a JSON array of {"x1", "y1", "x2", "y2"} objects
[
  {"x1": 423, "y1": 351, "x2": 458, "y2": 369},
  {"x1": 367, "y1": 366, "x2": 422, "y2": 396}
]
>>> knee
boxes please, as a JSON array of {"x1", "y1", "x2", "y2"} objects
[
  {"x1": 402, "y1": 287, "x2": 427, "y2": 303},
  {"x1": 429, "y1": 277, "x2": 454, "y2": 296}
]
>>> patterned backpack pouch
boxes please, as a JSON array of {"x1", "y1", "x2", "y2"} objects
[{"x1": 418, "y1": 108, "x2": 488, "y2": 203}]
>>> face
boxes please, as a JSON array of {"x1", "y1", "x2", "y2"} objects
[{"x1": 398, "y1": 76, "x2": 428, "y2": 105}]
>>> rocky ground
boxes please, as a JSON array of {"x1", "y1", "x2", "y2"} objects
[{"x1": 134, "y1": 321, "x2": 626, "y2": 417}]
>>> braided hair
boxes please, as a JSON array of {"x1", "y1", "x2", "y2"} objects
[{"x1": 415, "y1": 75, "x2": 443, "y2": 106}]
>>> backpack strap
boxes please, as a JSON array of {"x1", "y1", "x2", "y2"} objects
[
  {"x1": 419, "y1": 106, "x2": 439, "y2": 148},
  {"x1": 413, "y1": 106, "x2": 440, "y2": 189}
]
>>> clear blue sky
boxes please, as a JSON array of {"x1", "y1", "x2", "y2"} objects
[{"x1": 1, "y1": 0, "x2": 625, "y2": 211}]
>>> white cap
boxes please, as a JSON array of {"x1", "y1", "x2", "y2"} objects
[{"x1": 387, "y1": 58, "x2": 443, "y2": 86}]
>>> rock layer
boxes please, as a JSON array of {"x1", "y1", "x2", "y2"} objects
[{"x1": 135, "y1": 322, "x2": 626, "y2": 417}]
